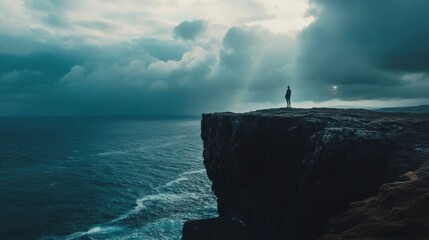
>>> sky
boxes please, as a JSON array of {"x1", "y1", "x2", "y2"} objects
[{"x1": 0, "y1": 0, "x2": 428, "y2": 116}]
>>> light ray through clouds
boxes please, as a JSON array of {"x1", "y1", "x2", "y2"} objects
[{"x1": 231, "y1": 37, "x2": 266, "y2": 111}]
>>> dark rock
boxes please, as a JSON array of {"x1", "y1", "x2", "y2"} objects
[
  {"x1": 182, "y1": 108, "x2": 429, "y2": 240},
  {"x1": 182, "y1": 215, "x2": 252, "y2": 240},
  {"x1": 320, "y1": 164, "x2": 429, "y2": 240}
]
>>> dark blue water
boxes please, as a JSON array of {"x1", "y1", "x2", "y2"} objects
[{"x1": 0, "y1": 117, "x2": 217, "y2": 240}]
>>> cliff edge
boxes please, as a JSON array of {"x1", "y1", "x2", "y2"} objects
[{"x1": 182, "y1": 108, "x2": 429, "y2": 240}]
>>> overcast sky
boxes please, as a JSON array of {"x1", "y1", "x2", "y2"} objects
[{"x1": 0, "y1": 0, "x2": 428, "y2": 116}]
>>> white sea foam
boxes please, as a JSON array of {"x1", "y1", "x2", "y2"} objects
[
  {"x1": 135, "y1": 192, "x2": 194, "y2": 211},
  {"x1": 181, "y1": 169, "x2": 206, "y2": 175},
  {"x1": 69, "y1": 226, "x2": 121, "y2": 240},
  {"x1": 161, "y1": 169, "x2": 205, "y2": 187},
  {"x1": 108, "y1": 191, "x2": 199, "y2": 225},
  {"x1": 165, "y1": 177, "x2": 189, "y2": 187},
  {"x1": 42, "y1": 168, "x2": 209, "y2": 240},
  {"x1": 95, "y1": 151, "x2": 128, "y2": 156},
  {"x1": 41, "y1": 226, "x2": 122, "y2": 240},
  {"x1": 109, "y1": 169, "x2": 206, "y2": 225}
]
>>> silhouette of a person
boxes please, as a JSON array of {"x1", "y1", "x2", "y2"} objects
[{"x1": 285, "y1": 86, "x2": 291, "y2": 108}]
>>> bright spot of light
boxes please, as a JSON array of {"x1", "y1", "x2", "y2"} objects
[{"x1": 332, "y1": 85, "x2": 338, "y2": 92}]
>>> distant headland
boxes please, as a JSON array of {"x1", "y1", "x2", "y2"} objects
[{"x1": 376, "y1": 104, "x2": 429, "y2": 113}]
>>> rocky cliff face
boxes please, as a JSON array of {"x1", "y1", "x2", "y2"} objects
[
  {"x1": 183, "y1": 108, "x2": 429, "y2": 240},
  {"x1": 321, "y1": 165, "x2": 429, "y2": 240}
]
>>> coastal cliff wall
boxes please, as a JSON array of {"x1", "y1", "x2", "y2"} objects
[{"x1": 183, "y1": 108, "x2": 429, "y2": 240}]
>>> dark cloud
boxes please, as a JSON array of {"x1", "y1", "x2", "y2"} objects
[
  {"x1": 0, "y1": 25, "x2": 295, "y2": 116},
  {"x1": 173, "y1": 20, "x2": 208, "y2": 41},
  {"x1": 0, "y1": 52, "x2": 82, "y2": 80},
  {"x1": 297, "y1": 0, "x2": 429, "y2": 101},
  {"x1": 0, "y1": 70, "x2": 44, "y2": 95}
]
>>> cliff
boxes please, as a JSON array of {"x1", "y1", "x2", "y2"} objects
[
  {"x1": 182, "y1": 108, "x2": 429, "y2": 240},
  {"x1": 321, "y1": 165, "x2": 429, "y2": 239}
]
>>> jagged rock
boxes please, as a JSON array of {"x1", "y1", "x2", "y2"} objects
[
  {"x1": 182, "y1": 108, "x2": 429, "y2": 240},
  {"x1": 320, "y1": 164, "x2": 429, "y2": 240}
]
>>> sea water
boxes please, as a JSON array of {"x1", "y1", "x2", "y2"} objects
[{"x1": 0, "y1": 117, "x2": 217, "y2": 240}]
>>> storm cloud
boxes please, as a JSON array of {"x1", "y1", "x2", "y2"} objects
[
  {"x1": 0, "y1": 0, "x2": 314, "y2": 116},
  {"x1": 0, "y1": 25, "x2": 295, "y2": 116},
  {"x1": 297, "y1": 0, "x2": 429, "y2": 101},
  {"x1": 0, "y1": 0, "x2": 427, "y2": 116},
  {"x1": 173, "y1": 20, "x2": 208, "y2": 41}
]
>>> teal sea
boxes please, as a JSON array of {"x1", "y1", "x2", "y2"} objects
[{"x1": 0, "y1": 117, "x2": 217, "y2": 240}]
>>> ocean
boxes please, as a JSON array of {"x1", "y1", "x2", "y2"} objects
[{"x1": 0, "y1": 117, "x2": 217, "y2": 240}]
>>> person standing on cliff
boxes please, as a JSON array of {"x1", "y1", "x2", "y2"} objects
[{"x1": 285, "y1": 86, "x2": 291, "y2": 108}]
